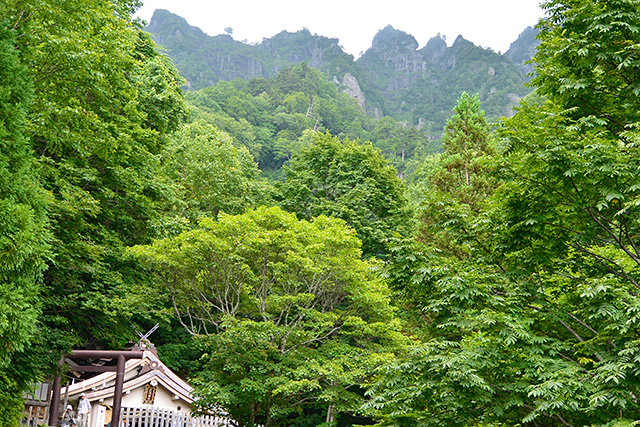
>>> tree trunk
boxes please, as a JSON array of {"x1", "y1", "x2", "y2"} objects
[
  {"x1": 325, "y1": 404, "x2": 336, "y2": 425},
  {"x1": 265, "y1": 397, "x2": 273, "y2": 427},
  {"x1": 250, "y1": 402, "x2": 257, "y2": 426}
]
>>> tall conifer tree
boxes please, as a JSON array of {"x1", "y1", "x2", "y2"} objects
[
  {"x1": 413, "y1": 92, "x2": 495, "y2": 259},
  {"x1": 0, "y1": 20, "x2": 49, "y2": 425}
]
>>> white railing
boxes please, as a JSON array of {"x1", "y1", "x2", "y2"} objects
[{"x1": 120, "y1": 407, "x2": 236, "y2": 427}]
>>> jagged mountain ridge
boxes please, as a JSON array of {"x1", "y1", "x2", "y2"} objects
[
  {"x1": 146, "y1": 10, "x2": 360, "y2": 88},
  {"x1": 146, "y1": 9, "x2": 539, "y2": 136},
  {"x1": 356, "y1": 26, "x2": 533, "y2": 133}
]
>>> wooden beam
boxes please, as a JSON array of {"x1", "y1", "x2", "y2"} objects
[
  {"x1": 48, "y1": 350, "x2": 144, "y2": 427},
  {"x1": 70, "y1": 350, "x2": 144, "y2": 359},
  {"x1": 47, "y1": 357, "x2": 64, "y2": 427},
  {"x1": 70, "y1": 365, "x2": 119, "y2": 373}
]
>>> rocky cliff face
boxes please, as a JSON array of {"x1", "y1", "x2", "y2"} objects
[
  {"x1": 358, "y1": 26, "x2": 439, "y2": 95},
  {"x1": 334, "y1": 72, "x2": 367, "y2": 108},
  {"x1": 355, "y1": 26, "x2": 531, "y2": 135},
  {"x1": 146, "y1": 10, "x2": 358, "y2": 91},
  {"x1": 146, "y1": 10, "x2": 270, "y2": 89},
  {"x1": 258, "y1": 29, "x2": 350, "y2": 74},
  {"x1": 145, "y1": 10, "x2": 538, "y2": 135},
  {"x1": 505, "y1": 26, "x2": 540, "y2": 78}
]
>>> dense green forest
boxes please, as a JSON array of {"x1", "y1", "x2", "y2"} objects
[
  {"x1": 184, "y1": 64, "x2": 435, "y2": 179},
  {"x1": 2, "y1": 0, "x2": 640, "y2": 426}
]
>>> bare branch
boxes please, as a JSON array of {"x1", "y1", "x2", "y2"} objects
[{"x1": 570, "y1": 243, "x2": 640, "y2": 290}]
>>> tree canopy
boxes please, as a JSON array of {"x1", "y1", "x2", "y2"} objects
[
  {"x1": 277, "y1": 132, "x2": 410, "y2": 258},
  {"x1": 131, "y1": 206, "x2": 405, "y2": 427},
  {"x1": 186, "y1": 65, "x2": 434, "y2": 180},
  {"x1": 156, "y1": 120, "x2": 267, "y2": 233},
  {"x1": 365, "y1": 1, "x2": 640, "y2": 426},
  {"x1": 0, "y1": 18, "x2": 50, "y2": 425},
  {"x1": 6, "y1": 0, "x2": 640, "y2": 426}
]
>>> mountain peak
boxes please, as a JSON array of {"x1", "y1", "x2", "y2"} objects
[
  {"x1": 271, "y1": 28, "x2": 312, "y2": 39},
  {"x1": 144, "y1": 10, "x2": 535, "y2": 129},
  {"x1": 147, "y1": 9, "x2": 202, "y2": 36},
  {"x1": 371, "y1": 25, "x2": 419, "y2": 51},
  {"x1": 505, "y1": 26, "x2": 540, "y2": 77},
  {"x1": 420, "y1": 34, "x2": 447, "y2": 58},
  {"x1": 452, "y1": 35, "x2": 474, "y2": 47}
]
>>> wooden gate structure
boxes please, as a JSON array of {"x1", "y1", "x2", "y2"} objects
[{"x1": 48, "y1": 350, "x2": 145, "y2": 427}]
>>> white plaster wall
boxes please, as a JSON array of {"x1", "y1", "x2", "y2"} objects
[
  {"x1": 87, "y1": 383, "x2": 192, "y2": 427},
  {"x1": 122, "y1": 386, "x2": 145, "y2": 407},
  {"x1": 153, "y1": 385, "x2": 189, "y2": 411}
]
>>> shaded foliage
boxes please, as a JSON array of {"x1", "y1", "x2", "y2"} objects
[
  {"x1": 0, "y1": 18, "x2": 49, "y2": 424},
  {"x1": 277, "y1": 132, "x2": 411, "y2": 258},
  {"x1": 3, "y1": 0, "x2": 188, "y2": 357}
]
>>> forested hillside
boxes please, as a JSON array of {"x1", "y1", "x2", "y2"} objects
[
  {"x1": 3, "y1": 1, "x2": 640, "y2": 427},
  {"x1": 145, "y1": 10, "x2": 538, "y2": 139},
  {"x1": 185, "y1": 64, "x2": 435, "y2": 179}
]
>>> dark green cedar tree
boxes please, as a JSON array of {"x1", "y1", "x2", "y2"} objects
[
  {"x1": 0, "y1": 19, "x2": 50, "y2": 425},
  {"x1": 411, "y1": 92, "x2": 496, "y2": 260}
]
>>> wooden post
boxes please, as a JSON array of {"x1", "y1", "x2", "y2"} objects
[
  {"x1": 111, "y1": 354, "x2": 126, "y2": 426},
  {"x1": 47, "y1": 357, "x2": 65, "y2": 427}
]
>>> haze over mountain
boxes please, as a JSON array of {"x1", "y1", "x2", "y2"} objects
[{"x1": 145, "y1": 9, "x2": 539, "y2": 138}]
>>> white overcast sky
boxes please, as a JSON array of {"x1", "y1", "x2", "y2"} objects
[{"x1": 135, "y1": 0, "x2": 545, "y2": 57}]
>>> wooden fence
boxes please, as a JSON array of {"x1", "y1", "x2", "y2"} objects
[
  {"x1": 22, "y1": 401, "x2": 49, "y2": 427},
  {"x1": 22, "y1": 382, "x2": 51, "y2": 426},
  {"x1": 120, "y1": 407, "x2": 236, "y2": 427}
]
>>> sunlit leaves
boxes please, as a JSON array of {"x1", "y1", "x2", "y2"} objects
[
  {"x1": 132, "y1": 206, "x2": 405, "y2": 426},
  {"x1": 535, "y1": 0, "x2": 640, "y2": 136},
  {"x1": 369, "y1": 2, "x2": 640, "y2": 425},
  {"x1": 1, "y1": 0, "x2": 190, "y2": 353},
  {"x1": 156, "y1": 121, "x2": 266, "y2": 234}
]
